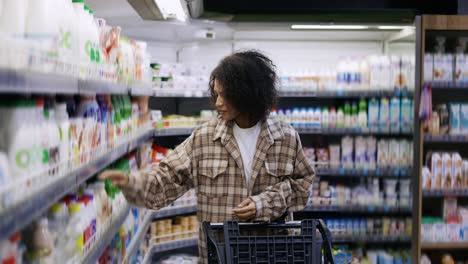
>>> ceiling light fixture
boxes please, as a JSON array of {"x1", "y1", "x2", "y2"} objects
[
  {"x1": 291, "y1": 25, "x2": 369, "y2": 30},
  {"x1": 154, "y1": 0, "x2": 188, "y2": 21},
  {"x1": 377, "y1": 26, "x2": 411, "y2": 30}
]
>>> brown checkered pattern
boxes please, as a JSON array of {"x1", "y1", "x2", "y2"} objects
[{"x1": 121, "y1": 117, "x2": 315, "y2": 263}]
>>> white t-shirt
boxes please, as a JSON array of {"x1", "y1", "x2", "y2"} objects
[{"x1": 233, "y1": 122, "x2": 261, "y2": 188}]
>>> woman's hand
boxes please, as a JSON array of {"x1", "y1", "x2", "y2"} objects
[
  {"x1": 232, "y1": 198, "x2": 256, "y2": 220},
  {"x1": 98, "y1": 170, "x2": 129, "y2": 188}
]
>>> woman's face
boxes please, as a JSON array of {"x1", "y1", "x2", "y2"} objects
[{"x1": 213, "y1": 79, "x2": 240, "y2": 121}]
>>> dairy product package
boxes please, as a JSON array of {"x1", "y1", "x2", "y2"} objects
[
  {"x1": 341, "y1": 136, "x2": 354, "y2": 169},
  {"x1": 433, "y1": 54, "x2": 444, "y2": 82},
  {"x1": 368, "y1": 98, "x2": 379, "y2": 129},
  {"x1": 399, "y1": 140, "x2": 410, "y2": 168},
  {"x1": 401, "y1": 56, "x2": 412, "y2": 90},
  {"x1": 316, "y1": 148, "x2": 329, "y2": 168},
  {"x1": 442, "y1": 153, "x2": 453, "y2": 189},
  {"x1": 390, "y1": 56, "x2": 402, "y2": 90},
  {"x1": 354, "y1": 137, "x2": 366, "y2": 169},
  {"x1": 401, "y1": 98, "x2": 412, "y2": 129},
  {"x1": 443, "y1": 54, "x2": 454, "y2": 82},
  {"x1": 431, "y1": 153, "x2": 442, "y2": 189},
  {"x1": 424, "y1": 54, "x2": 434, "y2": 82},
  {"x1": 366, "y1": 137, "x2": 377, "y2": 171},
  {"x1": 329, "y1": 145, "x2": 340, "y2": 169},
  {"x1": 377, "y1": 139, "x2": 389, "y2": 168},
  {"x1": 461, "y1": 104, "x2": 468, "y2": 133},
  {"x1": 390, "y1": 97, "x2": 401, "y2": 130},
  {"x1": 452, "y1": 153, "x2": 463, "y2": 188},
  {"x1": 408, "y1": 141, "x2": 413, "y2": 167},
  {"x1": 389, "y1": 140, "x2": 400, "y2": 168},
  {"x1": 449, "y1": 104, "x2": 461, "y2": 135},
  {"x1": 455, "y1": 53, "x2": 468, "y2": 82},
  {"x1": 443, "y1": 197, "x2": 458, "y2": 219},
  {"x1": 464, "y1": 160, "x2": 468, "y2": 188},
  {"x1": 303, "y1": 147, "x2": 316, "y2": 165},
  {"x1": 422, "y1": 166, "x2": 432, "y2": 189},
  {"x1": 379, "y1": 98, "x2": 390, "y2": 130}
]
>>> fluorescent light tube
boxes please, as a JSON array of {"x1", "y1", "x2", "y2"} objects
[
  {"x1": 291, "y1": 25, "x2": 369, "y2": 30},
  {"x1": 154, "y1": 0, "x2": 187, "y2": 21},
  {"x1": 377, "y1": 26, "x2": 410, "y2": 30}
]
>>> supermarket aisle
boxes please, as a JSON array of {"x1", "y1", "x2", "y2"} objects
[{"x1": 0, "y1": 0, "x2": 467, "y2": 263}]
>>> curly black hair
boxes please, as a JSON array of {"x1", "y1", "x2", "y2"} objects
[{"x1": 209, "y1": 50, "x2": 278, "y2": 123}]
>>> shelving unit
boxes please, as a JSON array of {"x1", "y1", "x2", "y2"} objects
[
  {"x1": 123, "y1": 205, "x2": 197, "y2": 264},
  {"x1": 302, "y1": 205, "x2": 411, "y2": 215},
  {"x1": 333, "y1": 235, "x2": 411, "y2": 244},
  {"x1": 421, "y1": 242, "x2": 468, "y2": 250},
  {"x1": 0, "y1": 128, "x2": 154, "y2": 241},
  {"x1": 82, "y1": 203, "x2": 131, "y2": 263},
  {"x1": 413, "y1": 14, "x2": 468, "y2": 263},
  {"x1": 153, "y1": 89, "x2": 414, "y2": 99},
  {"x1": 0, "y1": 69, "x2": 152, "y2": 95},
  {"x1": 316, "y1": 167, "x2": 412, "y2": 178}
]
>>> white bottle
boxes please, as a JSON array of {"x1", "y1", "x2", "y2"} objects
[
  {"x1": 26, "y1": 0, "x2": 60, "y2": 72},
  {"x1": 65, "y1": 204, "x2": 86, "y2": 258},
  {"x1": 72, "y1": 0, "x2": 91, "y2": 79},
  {"x1": 360, "y1": 58, "x2": 370, "y2": 90},
  {"x1": 0, "y1": 152, "x2": 12, "y2": 210},
  {"x1": 329, "y1": 107, "x2": 337, "y2": 128},
  {"x1": 292, "y1": 108, "x2": 300, "y2": 128},
  {"x1": 322, "y1": 107, "x2": 329, "y2": 128},
  {"x1": 45, "y1": 109, "x2": 60, "y2": 177},
  {"x1": 57, "y1": 0, "x2": 79, "y2": 76},
  {"x1": 299, "y1": 108, "x2": 308, "y2": 128},
  {"x1": 55, "y1": 103, "x2": 70, "y2": 173},
  {"x1": 0, "y1": 0, "x2": 28, "y2": 36}
]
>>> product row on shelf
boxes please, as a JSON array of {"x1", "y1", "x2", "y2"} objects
[
  {"x1": 421, "y1": 197, "x2": 468, "y2": 243},
  {"x1": 0, "y1": 94, "x2": 151, "y2": 213},
  {"x1": 308, "y1": 177, "x2": 411, "y2": 209},
  {"x1": 423, "y1": 36, "x2": 468, "y2": 86},
  {"x1": 424, "y1": 102, "x2": 468, "y2": 137},
  {"x1": 151, "y1": 55, "x2": 415, "y2": 94},
  {"x1": 421, "y1": 254, "x2": 468, "y2": 264},
  {"x1": 422, "y1": 151, "x2": 468, "y2": 190},
  {"x1": 305, "y1": 137, "x2": 413, "y2": 172},
  {"x1": 333, "y1": 246, "x2": 411, "y2": 264},
  {"x1": 273, "y1": 96, "x2": 413, "y2": 132},
  {"x1": 0, "y1": 0, "x2": 152, "y2": 88},
  {"x1": 326, "y1": 217, "x2": 411, "y2": 239}
]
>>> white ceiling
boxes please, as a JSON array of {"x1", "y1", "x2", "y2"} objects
[{"x1": 86, "y1": 0, "x2": 415, "y2": 44}]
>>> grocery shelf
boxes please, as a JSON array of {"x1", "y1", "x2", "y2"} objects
[
  {"x1": 316, "y1": 167, "x2": 412, "y2": 178},
  {"x1": 123, "y1": 205, "x2": 197, "y2": 263},
  {"x1": 83, "y1": 204, "x2": 131, "y2": 263},
  {"x1": 278, "y1": 89, "x2": 414, "y2": 98},
  {"x1": 333, "y1": 235, "x2": 411, "y2": 244},
  {"x1": 0, "y1": 129, "x2": 154, "y2": 240},
  {"x1": 0, "y1": 69, "x2": 152, "y2": 95},
  {"x1": 152, "y1": 205, "x2": 197, "y2": 220},
  {"x1": 424, "y1": 134, "x2": 468, "y2": 143},
  {"x1": 428, "y1": 82, "x2": 468, "y2": 89},
  {"x1": 152, "y1": 89, "x2": 414, "y2": 98},
  {"x1": 422, "y1": 189, "x2": 468, "y2": 197},
  {"x1": 143, "y1": 238, "x2": 198, "y2": 263},
  {"x1": 154, "y1": 89, "x2": 209, "y2": 98},
  {"x1": 421, "y1": 242, "x2": 468, "y2": 250},
  {"x1": 295, "y1": 127, "x2": 413, "y2": 136},
  {"x1": 0, "y1": 69, "x2": 79, "y2": 94},
  {"x1": 153, "y1": 128, "x2": 195, "y2": 137},
  {"x1": 301, "y1": 205, "x2": 411, "y2": 215},
  {"x1": 151, "y1": 127, "x2": 413, "y2": 138}
]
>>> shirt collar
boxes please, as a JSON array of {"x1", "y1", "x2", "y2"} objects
[{"x1": 213, "y1": 116, "x2": 284, "y2": 144}]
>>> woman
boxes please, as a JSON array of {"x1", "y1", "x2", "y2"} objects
[{"x1": 99, "y1": 50, "x2": 315, "y2": 263}]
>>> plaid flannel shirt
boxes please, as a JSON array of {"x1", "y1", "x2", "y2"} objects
[{"x1": 121, "y1": 117, "x2": 315, "y2": 263}]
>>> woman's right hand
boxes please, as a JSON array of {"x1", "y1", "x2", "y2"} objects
[{"x1": 98, "y1": 170, "x2": 130, "y2": 188}]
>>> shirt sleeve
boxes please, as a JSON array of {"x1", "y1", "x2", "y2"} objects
[
  {"x1": 120, "y1": 134, "x2": 195, "y2": 210},
  {"x1": 250, "y1": 131, "x2": 315, "y2": 222}
]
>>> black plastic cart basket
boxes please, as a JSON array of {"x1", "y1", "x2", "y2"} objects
[{"x1": 203, "y1": 219, "x2": 334, "y2": 264}]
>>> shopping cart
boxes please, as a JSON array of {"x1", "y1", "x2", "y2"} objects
[{"x1": 203, "y1": 219, "x2": 334, "y2": 264}]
